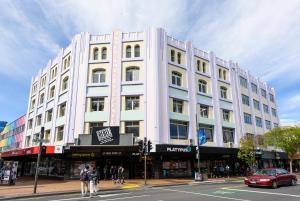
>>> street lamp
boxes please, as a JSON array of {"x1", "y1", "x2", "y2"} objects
[{"x1": 33, "y1": 127, "x2": 45, "y2": 194}]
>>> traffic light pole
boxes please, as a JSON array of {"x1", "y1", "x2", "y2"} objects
[
  {"x1": 144, "y1": 137, "x2": 147, "y2": 185},
  {"x1": 33, "y1": 127, "x2": 44, "y2": 194},
  {"x1": 196, "y1": 114, "x2": 201, "y2": 181}
]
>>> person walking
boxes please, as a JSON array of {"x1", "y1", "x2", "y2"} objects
[
  {"x1": 103, "y1": 165, "x2": 108, "y2": 180},
  {"x1": 111, "y1": 166, "x2": 117, "y2": 184},
  {"x1": 89, "y1": 167, "x2": 98, "y2": 197},
  {"x1": 80, "y1": 165, "x2": 90, "y2": 197},
  {"x1": 117, "y1": 165, "x2": 125, "y2": 184}
]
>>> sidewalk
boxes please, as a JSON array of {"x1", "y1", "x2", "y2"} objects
[{"x1": 0, "y1": 176, "x2": 245, "y2": 199}]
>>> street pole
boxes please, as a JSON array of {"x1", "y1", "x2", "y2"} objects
[
  {"x1": 33, "y1": 127, "x2": 44, "y2": 194},
  {"x1": 144, "y1": 137, "x2": 147, "y2": 185},
  {"x1": 196, "y1": 114, "x2": 201, "y2": 181}
]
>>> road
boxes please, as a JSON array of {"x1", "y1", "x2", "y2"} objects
[{"x1": 11, "y1": 181, "x2": 300, "y2": 201}]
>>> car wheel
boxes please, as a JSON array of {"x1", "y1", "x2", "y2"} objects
[
  {"x1": 290, "y1": 179, "x2": 297, "y2": 186},
  {"x1": 272, "y1": 181, "x2": 278, "y2": 189}
]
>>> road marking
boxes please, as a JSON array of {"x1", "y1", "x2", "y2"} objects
[
  {"x1": 222, "y1": 185, "x2": 246, "y2": 189},
  {"x1": 222, "y1": 188, "x2": 300, "y2": 198},
  {"x1": 99, "y1": 193, "x2": 131, "y2": 197},
  {"x1": 49, "y1": 193, "x2": 132, "y2": 201},
  {"x1": 96, "y1": 195, "x2": 150, "y2": 201},
  {"x1": 214, "y1": 190, "x2": 236, "y2": 195},
  {"x1": 122, "y1": 184, "x2": 140, "y2": 189},
  {"x1": 162, "y1": 188, "x2": 251, "y2": 201}
]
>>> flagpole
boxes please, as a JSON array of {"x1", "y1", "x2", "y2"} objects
[{"x1": 196, "y1": 113, "x2": 201, "y2": 180}]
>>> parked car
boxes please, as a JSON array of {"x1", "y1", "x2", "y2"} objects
[{"x1": 244, "y1": 168, "x2": 297, "y2": 188}]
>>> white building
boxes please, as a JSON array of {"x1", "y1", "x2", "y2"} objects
[{"x1": 23, "y1": 27, "x2": 280, "y2": 151}]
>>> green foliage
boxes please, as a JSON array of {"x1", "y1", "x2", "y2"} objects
[
  {"x1": 238, "y1": 135, "x2": 256, "y2": 167},
  {"x1": 264, "y1": 126, "x2": 300, "y2": 159}
]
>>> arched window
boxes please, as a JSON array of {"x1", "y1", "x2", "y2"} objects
[
  {"x1": 92, "y1": 69, "x2": 106, "y2": 83},
  {"x1": 49, "y1": 86, "x2": 55, "y2": 98},
  {"x1": 134, "y1": 45, "x2": 140, "y2": 57},
  {"x1": 197, "y1": 60, "x2": 201, "y2": 71},
  {"x1": 202, "y1": 62, "x2": 206, "y2": 73},
  {"x1": 171, "y1": 50, "x2": 175, "y2": 62},
  {"x1": 177, "y1": 52, "x2": 181, "y2": 64},
  {"x1": 220, "y1": 86, "x2": 227, "y2": 99},
  {"x1": 39, "y1": 93, "x2": 44, "y2": 104},
  {"x1": 126, "y1": 67, "x2": 139, "y2": 81},
  {"x1": 93, "y1": 48, "x2": 99, "y2": 60},
  {"x1": 218, "y1": 69, "x2": 222, "y2": 79},
  {"x1": 223, "y1": 70, "x2": 226, "y2": 80},
  {"x1": 171, "y1": 71, "x2": 182, "y2": 86},
  {"x1": 62, "y1": 77, "x2": 69, "y2": 91},
  {"x1": 101, "y1": 47, "x2": 107, "y2": 60},
  {"x1": 126, "y1": 45, "x2": 131, "y2": 58},
  {"x1": 198, "y1": 80, "x2": 207, "y2": 93}
]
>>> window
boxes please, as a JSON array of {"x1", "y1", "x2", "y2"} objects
[
  {"x1": 177, "y1": 52, "x2": 181, "y2": 64},
  {"x1": 56, "y1": 126, "x2": 64, "y2": 141},
  {"x1": 244, "y1": 113, "x2": 252, "y2": 124},
  {"x1": 51, "y1": 67, "x2": 57, "y2": 80},
  {"x1": 198, "y1": 80, "x2": 207, "y2": 93},
  {"x1": 171, "y1": 71, "x2": 182, "y2": 86},
  {"x1": 46, "y1": 109, "x2": 53, "y2": 122},
  {"x1": 39, "y1": 93, "x2": 45, "y2": 105},
  {"x1": 223, "y1": 70, "x2": 227, "y2": 80},
  {"x1": 263, "y1": 104, "x2": 269, "y2": 113},
  {"x1": 126, "y1": 45, "x2": 131, "y2": 58},
  {"x1": 242, "y1": 94, "x2": 250, "y2": 106},
  {"x1": 49, "y1": 86, "x2": 55, "y2": 99},
  {"x1": 255, "y1": 117, "x2": 262, "y2": 127},
  {"x1": 91, "y1": 98, "x2": 105, "y2": 111},
  {"x1": 101, "y1": 47, "x2": 107, "y2": 60},
  {"x1": 261, "y1": 89, "x2": 267, "y2": 98},
  {"x1": 220, "y1": 86, "x2": 227, "y2": 99},
  {"x1": 44, "y1": 130, "x2": 50, "y2": 143},
  {"x1": 30, "y1": 99, "x2": 36, "y2": 110},
  {"x1": 125, "y1": 121, "x2": 139, "y2": 137},
  {"x1": 200, "y1": 105, "x2": 209, "y2": 118},
  {"x1": 253, "y1": 99, "x2": 260, "y2": 110},
  {"x1": 240, "y1": 76, "x2": 248, "y2": 88},
  {"x1": 125, "y1": 96, "x2": 139, "y2": 110},
  {"x1": 36, "y1": 115, "x2": 42, "y2": 126},
  {"x1": 274, "y1": 123, "x2": 279, "y2": 128},
  {"x1": 223, "y1": 128, "x2": 234, "y2": 143},
  {"x1": 218, "y1": 69, "x2": 222, "y2": 79},
  {"x1": 171, "y1": 50, "x2": 175, "y2": 62},
  {"x1": 89, "y1": 122, "x2": 103, "y2": 134},
  {"x1": 196, "y1": 60, "x2": 200, "y2": 71},
  {"x1": 222, "y1": 110, "x2": 230, "y2": 121},
  {"x1": 93, "y1": 48, "x2": 99, "y2": 60},
  {"x1": 61, "y1": 77, "x2": 69, "y2": 91},
  {"x1": 199, "y1": 124, "x2": 214, "y2": 142},
  {"x1": 28, "y1": 119, "x2": 33, "y2": 129},
  {"x1": 251, "y1": 83, "x2": 258, "y2": 94},
  {"x1": 269, "y1": 93, "x2": 274, "y2": 102},
  {"x1": 58, "y1": 102, "x2": 66, "y2": 117},
  {"x1": 25, "y1": 136, "x2": 31, "y2": 147},
  {"x1": 67, "y1": 56, "x2": 70, "y2": 67},
  {"x1": 271, "y1": 108, "x2": 277, "y2": 117},
  {"x1": 41, "y1": 76, "x2": 46, "y2": 88},
  {"x1": 134, "y1": 45, "x2": 140, "y2": 57},
  {"x1": 126, "y1": 67, "x2": 139, "y2": 81},
  {"x1": 92, "y1": 69, "x2": 106, "y2": 83},
  {"x1": 173, "y1": 99, "x2": 183, "y2": 113},
  {"x1": 63, "y1": 56, "x2": 70, "y2": 70},
  {"x1": 265, "y1": 120, "x2": 271, "y2": 130},
  {"x1": 32, "y1": 83, "x2": 37, "y2": 93},
  {"x1": 202, "y1": 62, "x2": 207, "y2": 73},
  {"x1": 170, "y1": 120, "x2": 188, "y2": 139}
]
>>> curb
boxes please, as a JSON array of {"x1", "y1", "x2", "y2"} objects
[{"x1": 0, "y1": 188, "x2": 124, "y2": 201}]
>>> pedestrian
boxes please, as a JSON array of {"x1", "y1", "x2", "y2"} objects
[
  {"x1": 89, "y1": 167, "x2": 98, "y2": 197},
  {"x1": 103, "y1": 165, "x2": 108, "y2": 180},
  {"x1": 110, "y1": 166, "x2": 117, "y2": 184},
  {"x1": 80, "y1": 165, "x2": 90, "y2": 197},
  {"x1": 117, "y1": 165, "x2": 125, "y2": 184}
]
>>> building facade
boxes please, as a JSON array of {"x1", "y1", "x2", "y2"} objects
[{"x1": 3, "y1": 28, "x2": 282, "y2": 178}]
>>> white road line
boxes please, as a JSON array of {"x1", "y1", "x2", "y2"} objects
[
  {"x1": 223, "y1": 188, "x2": 300, "y2": 198},
  {"x1": 162, "y1": 188, "x2": 251, "y2": 201},
  {"x1": 49, "y1": 193, "x2": 132, "y2": 201},
  {"x1": 96, "y1": 195, "x2": 150, "y2": 201},
  {"x1": 99, "y1": 193, "x2": 130, "y2": 197}
]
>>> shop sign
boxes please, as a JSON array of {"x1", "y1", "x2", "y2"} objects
[
  {"x1": 71, "y1": 153, "x2": 95, "y2": 157},
  {"x1": 102, "y1": 151, "x2": 122, "y2": 156},
  {"x1": 156, "y1": 144, "x2": 194, "y2": 153},
  {"x1": 92, "y1": 126, "x2": 120, "y2": 145}
]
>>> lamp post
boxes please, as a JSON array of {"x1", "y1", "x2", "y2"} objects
[{"x1": 33, "y1": 127, "x2": 44, "y2": 194}]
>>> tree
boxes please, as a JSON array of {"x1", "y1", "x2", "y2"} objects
[
  {"x1": 237, "y1": 135, "x2": 256, "y2": 169},
  {"x1": 264, "y1": 126, "x2": 300, "y2": 173}
]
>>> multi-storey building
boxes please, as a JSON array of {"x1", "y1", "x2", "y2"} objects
[{"x1": 1, "y1": 28, "x2": 282, "y2": 178}]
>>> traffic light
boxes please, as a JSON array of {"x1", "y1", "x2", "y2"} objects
[
  {"x1": 147, "y1": 140, "x2": 153, "y2": 153},
  {"x1": 138, "y1": 140, "x2": 144, "y2": 153}
]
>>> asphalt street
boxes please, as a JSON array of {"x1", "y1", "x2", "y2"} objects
[{"x1": 9, "y1": 181, "x2": 300, "y2": 201}]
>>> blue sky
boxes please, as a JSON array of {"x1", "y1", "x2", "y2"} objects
[{"x1": 0, "y1": 0, "x2": 299, "y2": 125}]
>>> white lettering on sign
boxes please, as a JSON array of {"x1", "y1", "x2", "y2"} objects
[
  {"x1": 166, "y1": 147, "x2": 192, "y2": 152},
  {"x1": 96, "y1": 128, "x2": 113, "y2": 144}
]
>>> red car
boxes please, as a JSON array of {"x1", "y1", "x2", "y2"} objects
[{"x1": 244, "y1": 168, "x2": 297, "y2": 188}]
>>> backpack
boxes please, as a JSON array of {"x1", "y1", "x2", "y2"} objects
[{"x1": 80, "y1": 170, "x2": 89, "y2": 181}]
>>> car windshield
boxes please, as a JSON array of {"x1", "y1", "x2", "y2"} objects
[{"x1": 254, "y1": 169, "x2": 276, "y2": 176}]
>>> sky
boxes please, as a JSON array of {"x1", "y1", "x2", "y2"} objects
[{"x1": 0, "y1": 0, "x2": 299, "y2": 125}]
